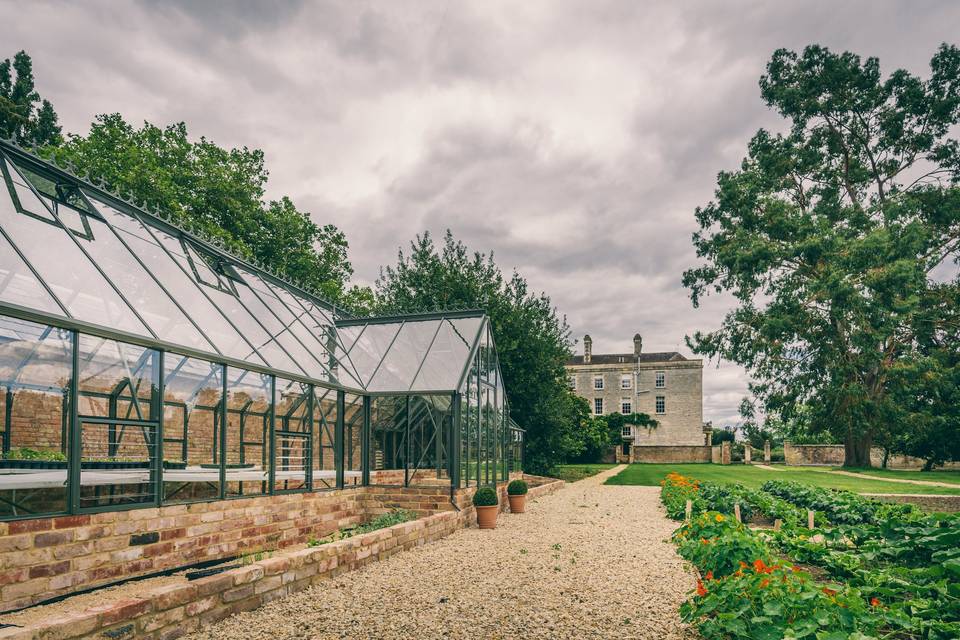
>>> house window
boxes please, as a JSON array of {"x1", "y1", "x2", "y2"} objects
[
  {"x1": 620, "y1": 374, "x2": 632, "y2": 389},
  {"x1": 568, "y1": 375, "x2": 576, "y2": 389},
  {"x1": 621, "y1": 398, "x2": 631, "y2": 414},
  {"x1": 655, "y1": 395, "x2": 665, "y2": 414},
  {"x1": 593, "y1": 398, "x2": 603, "y2": 415},
  {"x1": 593, "y1": 376, "x2": 604, "y2": 390},
  {"x1": 622, "y1": 425, "x2": 632, "y2": 437},
  {"x1": 655, "y1": 371, "x2": 666, "y2": 388}
]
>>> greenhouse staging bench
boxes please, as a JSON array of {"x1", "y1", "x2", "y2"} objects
[{"x1": 0, "y1": 475, "x2": 563, "y2": 640}]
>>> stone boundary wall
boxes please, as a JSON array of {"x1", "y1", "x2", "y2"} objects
[
  {"x1": 630, "y1": 446, "x2": 712, "y2": 464},
  {"x1": 0, "y1": 476, "x2": 565, "y2": 640},
  {"x1": 783, "y1": 443, "x2": 960, "y2": 469}
]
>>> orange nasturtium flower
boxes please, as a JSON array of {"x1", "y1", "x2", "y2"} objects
[
  {"x1": 822, "y1": 587, "x2": 837, "y2": 597},
  {"x1": 696, "y1": 579, "x2": 708, "y2": 597},
  {"x1": 701, "y1": 538, "x2": 711, "y2": 545},
  {"x1": 739, "y1": 561, "x2": 749, "y2": 569},
  {"x1": 760, "y1": 578, "x2": 770, "y2": 588},
  {"x1": 715, "y1": 513, "x2": 725, "y2": 522},
  {"x1": 752, "y1": 559, "x2": 768, "y2": 573},
  {"x1": 870, "y1": 597, "x2": 881, "y2": 607},
  {"x1": 705, "y1": 570, "x2": 714, "y2": 580}
]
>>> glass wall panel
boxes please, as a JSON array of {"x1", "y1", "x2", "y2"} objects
[
  {"x1": 370, "y1": 396, "x2": 404, "y2": 486},
  {"x1": 408, "y1": 395, "x2": 450, "y2": 483},
  {"x1": 0, "y1": 316, "x2": 72, "y2": 518},
  {"x1": 161, "y1": 355, "x2": 223, "y2": 504},
  {"x1": 339, "y1": 323, "x2": 402, "y2": 387},
  {"x1": 312, "y1": 386, "x2": 338, "y2": 489},
  {"x1": 87, "y1": 197, "x2": 267, "y2": 366},
  {"x1": 343, "y1": 392, "x2": 363, "y2": 486},
  {"x1": 225, "y1": 368, "x2": 271, "y2": 497},
  {"x1": 274, "y1": 377, "x2": 310, "y2": 493},
  {"x1": 76, "y1": 336, "x2": 160, "y2": 510}
]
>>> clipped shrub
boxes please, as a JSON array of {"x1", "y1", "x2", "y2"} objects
[
  {"x1": 507, "y1": 479, "x2": 528, "y2": 495},
  {"x1": 473, "y1": 486, "x2": 498, "y2": 507}
]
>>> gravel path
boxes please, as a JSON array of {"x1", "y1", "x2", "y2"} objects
[{"x1": 185, "y1": 465, "x2": 698, "y2": 640}]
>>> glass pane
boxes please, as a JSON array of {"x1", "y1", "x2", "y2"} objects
[
  {"x1": 162, "y1": 354, "x2": 223, "y2": 504},
  {"x1": 73, "y1": 197, "x2": 214, "y2": 353},
  {"x1": 331, "y1": 325, "x2": 367, "y2": 388},
  {"x1": 274, "y1": 377, "x2": 310, "y2": 492},
  {"x1": 370, "y1": 396, "x2": 404, "y2": 486},
  {"x1": 0, "y1": 228, "x2": 62, "y2": 315},
  {"x1": 236, "y1": 268, "x2": 332, "y2": 380},
  {"x1": 89, "y1": 197, "x2": 267, "y2": 367},
  {"x1": 156, "y1": 233, "x2": 304, "y2": 376},
  {"x1": 343, "y1": 392, "x2": 363, "y2": 486},
  {"x1": 0, "y1": 161, "x2": 148, "y2": 336},
  {"x1": 312, "y1": 386, "x2": 338, "y2": 489},
  {"x1": 341, "y1": 323, "x2": 403, "y2": 388},
  {"x1": 367, "y1": 319, "x2": 441, "y2": 392},
  {"x1": 0, "y1": 316, "x2": 72, "y2": 519},
  {"x1": 77, "y1": 335, "x2": 160, "y2": 421},
  {"x1": 410, "y1": 317, "x2": 480, "y2": 392},
  {"x1": 79, "y1": 420, "x2": 156, "y2": 509},
  {"x1": 407, "y1": 395, "x2": 450, "y2": 484},
  {"x1": 225, "y1": 367, "x2": 271, "y2": 497}
]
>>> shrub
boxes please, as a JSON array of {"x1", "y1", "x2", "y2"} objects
[
  {"x1": 507, "y1": 479, "x2": 528, "y2": 495},
  {"x1": 473, "y1": 486, "x2": 498, "y2": 507},
  {"x1": 4, "y1": 447, "x2": 67, "y2": 461}
]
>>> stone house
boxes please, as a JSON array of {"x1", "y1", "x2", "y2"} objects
[{"x1": 565, "y1": 334, "x2": 705, "y2": 460}]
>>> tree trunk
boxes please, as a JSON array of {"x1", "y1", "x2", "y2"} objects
[{"x1": 843, "y1": 430, "x2": 872, "y2": 467}]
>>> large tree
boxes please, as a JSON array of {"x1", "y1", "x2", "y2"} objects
[
  {"x1": 375, "y1": 231, "x2": 582, "y2": 474},
  {"x1": 46, "y1": 114, "x2": 354, "y2": 301},
  {"x1": 684, "y1": 44, "x2": 960, "y2": 466},
  {"x1": 0, "y1": 50, "x2": 62, "y2": 146}
]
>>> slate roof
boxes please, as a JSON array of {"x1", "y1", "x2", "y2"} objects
[{"x1": 565, "y1": 352, "x2": 687, "y2": 366}]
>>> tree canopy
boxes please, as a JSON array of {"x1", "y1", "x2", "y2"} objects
[
  {"x1": 684, "y1": 44, "x2": 960, "y2": 467},
  {"x1": 374, "y1": 231, "x2": 582, "y2": 474},
  {"x1": 0, "y1": 50, "x2": 61, "y2": 147}
]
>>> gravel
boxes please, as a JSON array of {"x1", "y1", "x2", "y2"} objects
[{"x1": 185, "y1": 465, "x2": 698, "y2": 640}]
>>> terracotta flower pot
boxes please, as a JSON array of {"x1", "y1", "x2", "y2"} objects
[
  {"x1": 508, "y1": 494, "x2": 527, "y2": 513},
  {"x1": 475, "y1": 504, "x2": 498, "y2": 529}
]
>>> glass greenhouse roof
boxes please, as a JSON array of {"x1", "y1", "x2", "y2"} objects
[{"x1": 0, "y1": 140, "x2": 491, "y2": 395}]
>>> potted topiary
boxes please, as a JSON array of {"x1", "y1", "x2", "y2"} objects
[
  {"x1": 507, "y1": 479, "x2": 528, "y2": 513},
  {"x1": 473, "y1": 486, "x2": 499, "y2": 529}
]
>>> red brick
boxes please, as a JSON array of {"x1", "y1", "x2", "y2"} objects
[
  {"x1": 149, "y1": 583, "x2": 198, "y2": 611},
  {"x1": 88, "y1": 597, "x2": 153, "y2": 626},
  {"x1": 8, "y1": 518, "x2": 52, "y2": 535},
  {"x1": 34, "y1": 530, "x2": 74, "y2": 547},
  {"x1": 28, "y1": 561, "x2": 70, "y2": 579},
  {"x1": 160, "y1": 527, "x2": 186, "y2": 541},
  {"x1": 52, "y1": 515, "x2": 91, "y2": 530}
]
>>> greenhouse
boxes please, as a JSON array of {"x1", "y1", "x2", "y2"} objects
[{"x1": 0, "y1": 139, "x2": 523, "y2": 521}]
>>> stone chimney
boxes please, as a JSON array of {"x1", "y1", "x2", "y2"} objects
[
  {"x1": 633, "y1": 333, "x2": 643, "y2": 357},
  {"x1": 583, "y1": 335, "x2": 592, "y2": 364}
]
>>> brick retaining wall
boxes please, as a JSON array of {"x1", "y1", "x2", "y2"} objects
[{"x1": 0, "y1": 476, "x2": 564, "y2": 640}]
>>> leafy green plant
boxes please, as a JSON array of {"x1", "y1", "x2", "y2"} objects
[
  {"x1": 507, "y1": 479, "x2": 528, "y2": 495},
  {"x1": 472, "y1": 486, "x2": 498, "y2": 507},
  {"x1": 4, "y1": 447, "x2": 67, "y2": 461}
]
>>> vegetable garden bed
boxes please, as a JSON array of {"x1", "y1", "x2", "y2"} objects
[{"x1": 662, "y1": 472, "x2": 960, "y2": 639}]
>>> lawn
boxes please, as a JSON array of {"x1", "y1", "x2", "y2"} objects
[
  {"x1": 833, "y1": 466, "x2": 960, "y2": 485},
  {"x1": 550, "y1": 463, "x2": 618, "y2": 483},
  {"x1": 604, "y1": 463, "x2": 960, "y2": 495}
]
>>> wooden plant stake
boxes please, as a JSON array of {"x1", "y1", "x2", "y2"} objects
[
  {"x1": 734, "y1": 503, "x2": 741, "y2": 523},
  {"x1": 807, "y1": 510, "x2": 815, "y2": 530},
  {"x1": 685, "y1": 499, "x2": 693, "y2": 521},
  {"x1": 774, "y1": 519, "x2": 782, "y2": 531}
]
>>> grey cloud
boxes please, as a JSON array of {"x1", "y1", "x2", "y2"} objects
[{"x1": 2, "y1": 0, "x2": 958, "y2": 426}]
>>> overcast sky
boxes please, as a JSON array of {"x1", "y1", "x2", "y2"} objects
[{"x1": 3, "y1": 0, "x2": 958, "y2": 426}]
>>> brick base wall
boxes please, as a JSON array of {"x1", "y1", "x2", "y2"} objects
[
  {"x1": 0, "y1": 476, "x2": 564, "y2": 640},
  {"x1": 783, "y1": 443, "x2": 960, "y2": 469}
]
